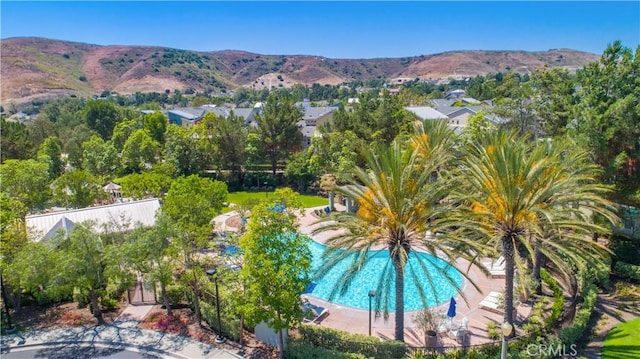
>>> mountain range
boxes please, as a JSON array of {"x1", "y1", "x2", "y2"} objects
[{"x1": 0, "y1": 37, "x2": 599, "y2": 105}]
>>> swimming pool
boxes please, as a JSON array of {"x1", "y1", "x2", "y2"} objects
[{"x1": 307, "y1": 240, "x2": 463, "y2": 311}]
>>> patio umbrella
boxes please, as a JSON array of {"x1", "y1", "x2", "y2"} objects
[{"x1": 447, "y1": 297, "x2": 457, "y2": 320}]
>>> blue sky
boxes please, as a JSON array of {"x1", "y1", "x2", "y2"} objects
[{"x1": 1, "y1": 2, "x2": 638, "y2": 59}]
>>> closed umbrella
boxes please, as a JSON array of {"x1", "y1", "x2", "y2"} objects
[{"x1": 447, "y1": 297, "x2": 457, "y2": 325}]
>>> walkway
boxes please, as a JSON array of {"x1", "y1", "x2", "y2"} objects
[
  {"x1": 1, "y1": 286, "x2": 243, "y2": 358},
  {"x1": 1, "y1": 319, "x2": 243, "y2": 359}
]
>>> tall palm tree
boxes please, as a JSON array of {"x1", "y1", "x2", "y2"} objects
[
  {"x1": 313, "y1": 120, "x2": 482, "y2": 342},
  {"x1": 451, "y1": 130, "x2": 617, "y2": 331}
]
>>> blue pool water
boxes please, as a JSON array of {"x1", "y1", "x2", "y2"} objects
[{"x1": 307, "y1": 241, "x2": 463, "y2": 311}]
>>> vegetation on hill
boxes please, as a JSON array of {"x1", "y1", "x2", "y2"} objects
[{"x1": 1, "y1": 37, "x2": 598, "y2": 105}]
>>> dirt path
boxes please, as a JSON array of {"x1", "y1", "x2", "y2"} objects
[{"x1": 582, "y1": 293, "x2": 640, "y2": 358}]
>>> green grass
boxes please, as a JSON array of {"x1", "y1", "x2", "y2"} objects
[
  {"x1": 221, "y1": 191, "x2": 328, "y2": 213},
  {"x1": 602, "y1": 318, "x2": 640, "y2": 359}
]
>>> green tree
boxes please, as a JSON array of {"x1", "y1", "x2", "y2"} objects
[
  {"x1": 0, "y1": 119, "x2": 33, "y2": 161},
  {"x1": 530, "y1": 67, "x2": 575, "y2": 137},
  {"x1": 58, "y1": 123, "x2": 98, "y2": 169},
  {"x1": 163, "y1": 175, "x2": 228, "y2": 226},
  {"x1": 284, "y1": 147, "x2": 321, "y2": 192},
  {"x1": 37, "y1": 136, "x2": 64, "y2": 180},
  {"x1": 163, "y1": 175, "x2": 228, "y2": 326},
  {"x1": 313, "y1": 120, "x2": 478, "y2": 342},
  {"x1": 116, "y1": 172, "x2": 173, "y2": 199},
  {"x1": 124, "y1": 214, "x2": 175, "y2": 315},
  {"x1": 81, "y1": 135, "x2": 120, "y2": 176},
  {"x1": 111, "y1": 118, "x2": 142, "y2": 151},
  {"x1": 51, "y1": 170, "x2": 104, "y2": 208},
  {"x1": 452, "y1": 130, "x2": 618, "y2": 333},
  {"x1": 56, "y1": 223, "x2": 109, "y2": 324},
  {"x1": 239, "y1": 194, "x2": 312, "y2": 358},
  {"x1": 163, "y1": 125, "x2": 201, "y2": 176},
  {"x1": 200, "y1": 111, "x2": 247, "y2": 184},
  {"x1": 0, "y1": 159, "x2": 51, "y2": 210},
  {"x1": 573, "y1": 41, "x2": 640, "y2": 205},
  {"x1": 254, "y1": 92, "x2": 303, "y2": 174},
  {"x1": 122, "y1": 129, "x2": 159, "y2": 173},
  {"x1": 143, "y1": 111, "x2": 168, "y2": 144},
  {"x1": 84, "y1": 100, "x2": 123, "y2": 140}
]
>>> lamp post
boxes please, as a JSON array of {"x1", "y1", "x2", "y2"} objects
[
  {"x1": 264, "y1": 181, "x2": 268, "y2": 198},
  {"x1": 206, "y1": 268, "x2": 226, "y2": 344},
  {"x1": 501, "y1": 321, "x2": 513, "y2": 359},
  {"x1": 368, "y1": 290, "x2": 376, "y2": 336}
]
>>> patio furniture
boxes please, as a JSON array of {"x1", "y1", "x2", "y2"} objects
[
  {"x1": 479, "y1": 291, "x2": 503, "y2": 314},
  {"x1": 302, "y1": 301, "x2": 329, "y2": 324},
  {"x1": 481, "y1": 256, "x2": 506, "y2": 278}
]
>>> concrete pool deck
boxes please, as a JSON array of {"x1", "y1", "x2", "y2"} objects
[{"x1": 215, "y1": 204, "x2": 531, "y2": 348}]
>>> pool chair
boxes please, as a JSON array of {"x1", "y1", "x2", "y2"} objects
[
  {"x1": 481, "y1": 256, "x2": 506, "y2": 278},
  {"x1": 302, "y1": 302, "x2": 329, "y2": 324},
  {"x1": 479, "y1": 291, "x2": 503, "y2": 314}
]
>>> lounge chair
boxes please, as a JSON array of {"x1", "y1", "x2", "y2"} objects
[
  {"x1": 481, "y1": 256, "x2": 506, "y2": 278},
  {"x1": 302, "y1": 302, "x2": 329, "y2": 324},
  {"x1": 479, "y1": 291, "x2": 503, "y2": 314}
]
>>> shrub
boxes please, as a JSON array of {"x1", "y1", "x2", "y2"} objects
[
  {"x1": 100, "y1": 297, "x2": 119, "y2": 310},
  {"x1": 540, "y1": 269, "x2": 564, "y2": 327},
  {"x1": 297, "y1": 324, "x2": 406, "y2": 359},
  {"x1": 486, "y1": 321, "x2": 500, "y2": 340},
  {"x1": 614, "y1": 262, "x2": 640, "y2": 283},
  {"x1": 165, "y1": 284, "x2": 186, "y2": 305},
  {"x1": 200, "y1": 301, "x2": 241, "y2": 342},
  {"x1": 559, "y1": 283, "x2": 598, "y2": 345},
  {"x1": 285, "y1": 338, "x2": 366, "y2": 358}
]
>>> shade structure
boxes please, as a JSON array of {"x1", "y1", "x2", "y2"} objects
[
  {"x1": 104, "y1": 182, "x2": 122, "y2": 192},
  {"x1": 447, "y1": 297, "x2": 457, "y2": 318}
]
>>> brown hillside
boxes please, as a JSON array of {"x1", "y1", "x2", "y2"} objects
[{"x1": 0, "y1": 37, "x2": 599, "y2": 105}]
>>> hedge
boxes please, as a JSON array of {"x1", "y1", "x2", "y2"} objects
[
  {"x1": 285, "y1": 338, "x2": 367, "y2": 359},
  {"x1": 559, "y1": 282, "x2": 598, "y2": 345},
  {"x1": 540, "y1": 269, "x2": 565, "y2": 327},
  {"x1": 614, "y1": 262, "x2": 640, "y2": 283},
  {"x1": 297, "y1": 324, "x2": 406, "y2": 359},
  {"x1": 200, "y1": 301, "x2": 241, "y2": 341}
]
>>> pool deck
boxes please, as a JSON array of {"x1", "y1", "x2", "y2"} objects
[{"x1": 215, "y1": 204, "x2": 532, "y2": 348}]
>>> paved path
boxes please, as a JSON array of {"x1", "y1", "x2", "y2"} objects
[{"x1": 1, "y1": 320, "x2": 243, "y2": 359}]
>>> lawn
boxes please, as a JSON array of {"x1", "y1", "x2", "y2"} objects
[
  {"x1": 602, "y1": 318, "x2": 640, "y2": 359},
  {"x1": 221, "y1": 191, "x2": 328, "y2": 213}
]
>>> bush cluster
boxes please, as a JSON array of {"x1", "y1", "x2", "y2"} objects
[
  {"x1": 540, "y1": 269, "x2": 565, "y2": 327},
  {"x1": 559, "y1": 283, "x2": 598, "y2": 345},
  {"x1": 614, "y1": 262, "x2": 640, "y2": 283},
  {"x1": 296, "y1": 324, "x2": 406, "y2": 359},
  {"x1": 200, "y1": 301, "x2": 241, "y2": 341},
  {"x1": 285, "y1": 338, "x2": 366, "y2": 359}
]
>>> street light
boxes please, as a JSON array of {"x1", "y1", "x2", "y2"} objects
[
  {"x1": 368, "y1": 290, "x2": 376, "y2": 336},
  {"x1": 206, "y1": 268, "x2": 226, "y2": 344},
  {"x1": 501, "y1": 321, "x2": 513, "y2": 359}
]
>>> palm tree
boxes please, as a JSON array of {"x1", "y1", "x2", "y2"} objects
[
  {"x1": 452, "y1": 130, "x2": 618, "y2": 331},
  {"x1": 313, "y1": 120, "x2": 482, "y2": 342}
]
